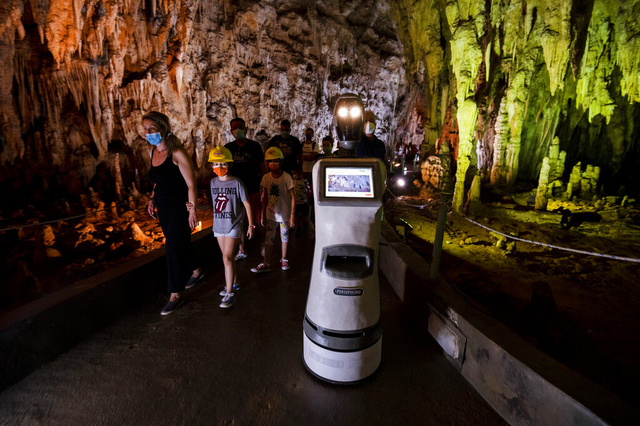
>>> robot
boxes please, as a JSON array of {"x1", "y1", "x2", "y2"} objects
[{"x1": 302, "y1": 94, "x2": 386, "y2": 383}]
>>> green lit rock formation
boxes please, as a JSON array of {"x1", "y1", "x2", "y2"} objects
[{"x1": 0, "y1": 0, "x2": 639, "y2": 207}]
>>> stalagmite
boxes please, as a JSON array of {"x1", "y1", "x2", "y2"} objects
[
  {"x1": 453, "y1": 99, "x2": 479, "y2": 213},
  {"x1": 466, "y1": 173, "x2": 483, "y2": 215},
  {"x1": 131, "y1": 222, "x2": 152, "y2": 245},
  {"x1": 581, "y1": 165, "x2": 600, "y2": 200},
  {"x1": 535, "y1": 157, "x2": 550, "y2": 211},
  {"x1": 114, "y1": 153, "x2": 123, "y2": 201},
  {"x1": 565, "y1": 163, "x2": 582, "y2": 200},
  {"x1": 490, "y1": 98, "x2": 509, "y2": 185},
  {"x1": 110, "y1": 201, "x2": 119, "y2": 220}
]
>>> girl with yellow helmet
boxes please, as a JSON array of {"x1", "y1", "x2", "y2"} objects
[{"x1": 208, "y1": 146, "x2": 255, "y2": 308}]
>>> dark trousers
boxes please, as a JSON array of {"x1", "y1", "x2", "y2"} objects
[{"x1": 156, "y1": 201, "x2": 200, "y2": 293}]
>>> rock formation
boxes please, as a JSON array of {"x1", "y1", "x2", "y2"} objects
[
  {"x1": 0, "y1": 0, "x2": 639, "y2": 214},
  {"x1": 0, "y1": 0, "x2": 409, "y2": 210}
]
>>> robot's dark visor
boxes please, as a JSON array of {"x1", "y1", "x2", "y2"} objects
[{"x1": 334, "y1": 95, "x2": 364, "y2": 144}]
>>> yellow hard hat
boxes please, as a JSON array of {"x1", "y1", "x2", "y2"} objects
[
  {"x1": 208, "y1": 146, "x2": 233, "y2": 163},
  {"x1": 264, "y1": 146, "x2": 284, "y2": 160}
]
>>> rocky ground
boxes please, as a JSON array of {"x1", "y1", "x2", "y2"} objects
[
  {"x1": 385, "y1": 186, "x2": 640, "y2": 408},
  {"x1": 0, "y1": 192, "x2": 213, "y2": 314}
]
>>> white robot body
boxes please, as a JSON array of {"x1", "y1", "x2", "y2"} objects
[{"x1": 303, "y1": 157, "x2": 385, "y2": 383}]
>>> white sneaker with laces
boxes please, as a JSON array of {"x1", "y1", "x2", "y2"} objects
[
  {"x1": 219, "y1": 283, "x2": 241, "y2": 296},
  {"x1": 281, "y1": 259, "x2": 290, "y2": 271},
  {"x1": 220, "y1": 293, "x2": 234, "y2": 308}
]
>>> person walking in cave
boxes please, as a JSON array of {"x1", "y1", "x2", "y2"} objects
[
  {"x1": 144, "y1": 111, "x2": 204, "y2": 316},
  {"x1": 356, "y1": 111, "x2": 386, "y2": 162},
  {"x1": 250, "y1": 147, "x2": 295, "y2": 273},
  {"x1": 319, "y1": 136, "x2": 336, "y2": 157},
  {"x1": 301, "y1": 127, "x2": 320, "y2": 180},
  {"x1": 224, "y1": 117, "x2": 265, "y2": 261},
  {"x1": 292, "y1": 167, "x2": 314, "y2": 238},
  {"x1": 208, "y1": 146, "x2": 254, "y2": 308},
  {"x1": 268, "y1": 119, "x2": 302, "y2": 174}
]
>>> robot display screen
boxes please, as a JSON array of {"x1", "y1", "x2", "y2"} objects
[{"x1": 325, "y1": 167, "x2": 374, "y2": 198}]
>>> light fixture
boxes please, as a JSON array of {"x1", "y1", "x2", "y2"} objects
[
  {"x1": 338, "y1": 107, "x2": 349, "y2": 118},
  {"x1": 396, "y1": 178, "x2": 405, "y2": 187},
  {"x1": 349, "y1": 106, "x2": 361, "y2": 118}
]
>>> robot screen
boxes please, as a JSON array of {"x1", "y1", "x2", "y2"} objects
[{"x1": 325, "y1": 167, "x2": 374, "y2": 198}]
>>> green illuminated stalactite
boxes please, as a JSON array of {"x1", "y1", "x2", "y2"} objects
[
  {"x1": 445, "y1": 0, "x2": 484, "y2": 213},
  {"x1": 539, "y1": 0, "x2": 572, "y2": 95},
  {"x1": 496, "y1": 1, "x2": 543, "y2": 185},
  {"x1": 576, "y1": 0, "x2": 617, "y2": 123},
  {"x1": 615, "y1": 0, "x2": 640, "y2": 104},
  {"x1": 392, "y1": 0, "x2": 444, "y2": 150}
]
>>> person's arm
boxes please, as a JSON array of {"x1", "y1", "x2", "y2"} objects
[
  {"x1": 242, "y1": 199, "x2": 254, "y2": 239},
  {"x1": 288, "y1": 188, "x2": 296, "y2": 228},
  {"x1": 260, "y1": 186, "x2": 267, "y2": 227},
  {"x1": 148, "y1": 184, "x2": 157, "y2": 218},
  {"x1": 173, "y1": 149, "x2": 198, "y2": 230}
]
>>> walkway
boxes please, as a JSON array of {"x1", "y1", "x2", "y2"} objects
[{"x1": 0, "y1": 235, "x2": 506, "y2": 425}]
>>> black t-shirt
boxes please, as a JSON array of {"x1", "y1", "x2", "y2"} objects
[
  {"x1": 224, "y1": 139, "x2": 264, "y2": 194},
  {"x1": 269, "y1": 135, "x2": 302, "y2": 174},
  {"x1": 356, "y1": 135, "x2": 386, "y2": 162}
]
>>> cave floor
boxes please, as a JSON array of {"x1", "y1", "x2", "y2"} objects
[
  {"x1": 385, "y1": 195, "x2": 640, "y2": 408},
  {"x1": 0, "y1": 234, "x2": 507, "y2": 426}
]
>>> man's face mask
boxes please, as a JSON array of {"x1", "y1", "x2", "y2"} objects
[
  {"x1": 364, "y1": 122, "x2": 376, "y2": 135},
  {"x1": 268, "y1": 162, "x2": 280, "y2": 171},
  {"x1": 146, "y1": 132, "x2": 162, "y2": 145},
  {"x1": 305, "y1": 134, "x2": 313, "y2": 141},
  {"x1": 281, "y1": 130, "x2": 290, "y2": 139},
  {"x1": 232, "y1": 129, "x2": 245, "y2": 140},
  {"x1": 323, "y1": 144, "x2": 331, "y2": 154}
]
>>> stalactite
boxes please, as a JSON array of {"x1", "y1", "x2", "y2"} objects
[
  {"x1": 539, "y1": 0, "x2": 572, "y2": 95},
  {"x1": 615, "y1": 0, "x2": 640, "y2": 104},
  {"x1": 576, "y1": 0, "x2": 616, "y2": 123},
  {"x1": 444, "y1": 0, "x2": 484, "y2": 213},
  {"x1": 502, "y1": 2, "x2": 543, "y2": 185}
]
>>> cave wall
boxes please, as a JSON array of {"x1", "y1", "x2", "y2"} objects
[
  {"x1": 1, "y1": 0, "x2": 639, "y2": 213},
  {"x1": 0, "y1": 0, "x2": 410, "y2": 209},
  {"x1": 392, "y1": 0, "x2": 640, "y2": 210}
]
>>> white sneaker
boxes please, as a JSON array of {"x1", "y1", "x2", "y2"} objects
[
  {"x1": 235, "y1": 252, "x2": 248, "y2": 261},
  {"x1": 281, "y1": 259, "x2": 290, "y2": 271},
  {"x1": 220, "y1": 293, "x2": 234, "y2": 308},
  {"x1": 219, "y1": 283, "x2": 241, "y2": 296}
]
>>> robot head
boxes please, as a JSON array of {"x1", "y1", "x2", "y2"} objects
[{"x1": 333, "y1": 94, "x2": 364, "y2": 152}]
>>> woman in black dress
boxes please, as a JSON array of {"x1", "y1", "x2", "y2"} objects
[{"x1": 143, "y1": 111, "x2": 204, "y2": 315}]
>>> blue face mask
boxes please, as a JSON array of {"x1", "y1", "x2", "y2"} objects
[
  {"x1": 305, "y1": 134, "x2": 312, "y2": 141},
  {"x1": 146, "y1": 132, "x2": 162, "y2": 145}
]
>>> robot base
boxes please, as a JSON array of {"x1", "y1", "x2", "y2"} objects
[{"x1": 303, "y1": 332, "x2": 382, "y2": 384}]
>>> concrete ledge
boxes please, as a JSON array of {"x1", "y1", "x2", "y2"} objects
[
  {"x1": 379, "y1": 221, "x2": 638, "y2": 426},
  {"x1": 0, "y1": 229, "x2": 219, "y2": 392}
]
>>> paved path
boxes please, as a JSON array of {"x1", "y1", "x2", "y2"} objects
[{"x1": 0, "y1": 236, "x2": 507, "y2": 425}]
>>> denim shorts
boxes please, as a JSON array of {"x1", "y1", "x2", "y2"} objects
[{"x1": 214, "y1": 225, "x2": 241, "y2": 238}]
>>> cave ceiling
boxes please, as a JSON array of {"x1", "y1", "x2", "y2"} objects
[{"x1": 0, "y1": 0, "x2": 638, "y2": 207}]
